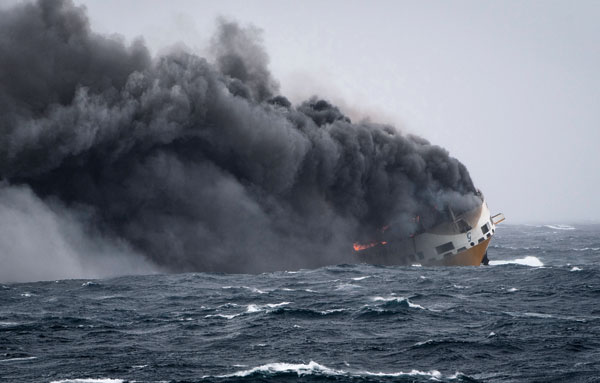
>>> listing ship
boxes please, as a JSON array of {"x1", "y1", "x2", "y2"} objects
[{"x1": 354, "y1": 192, "x2": 505, "y2": 266}]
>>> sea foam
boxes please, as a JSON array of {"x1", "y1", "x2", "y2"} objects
[
  {"x1": 544, "y1": 224, "x2": 576, "y2": 231},
  {"x1": 217, "y1": 360, "x2": 454, "y2": 379},
  {"x1": 489, "y1": 256, "x2": 544, "y2": 267},
  {"x1": 371, "y1": 296, "x2": 427, "y2": 310}
]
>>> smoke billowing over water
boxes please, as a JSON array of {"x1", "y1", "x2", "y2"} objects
[{"x1": 0, "y1": 0, "x2": 480, "y2": 281}]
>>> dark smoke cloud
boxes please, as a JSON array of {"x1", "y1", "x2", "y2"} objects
[{"x1": 0, "y1": 0, "x2": 480, "y2": 277}]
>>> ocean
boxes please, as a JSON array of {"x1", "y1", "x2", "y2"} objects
[{"x1": 1, "y1": 224, "x2": 599, "y2": 382}]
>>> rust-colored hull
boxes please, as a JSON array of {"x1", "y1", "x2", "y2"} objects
[{"x1": 432, "y1": 238, "x2": 491, "y2": 266}]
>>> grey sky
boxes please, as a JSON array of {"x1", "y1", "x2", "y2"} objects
[{"x1": 11, "y1": 0, "x2": 600, "y2": 223}]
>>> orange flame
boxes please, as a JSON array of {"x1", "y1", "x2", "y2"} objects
[
  {"x1": 353, "y1": 241, "x2": 389, "y2": 252},
  {"x1": 354, "y1": 224, "x2": 391, "y2": 252}
]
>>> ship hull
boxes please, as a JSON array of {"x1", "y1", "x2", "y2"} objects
[
  {"x1": 433, "y1": 237, "x2": 491, "y2": 266},
  {"x1": 355, "y1": 197, "x2": 502, "y2": 267}
]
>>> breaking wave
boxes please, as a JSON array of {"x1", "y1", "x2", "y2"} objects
[
  {"x1": 4, "y1": 224, "x2": 600, "y2": 383},
  {"x1": 371, "y1": 296, "x2": 427, "y2": 310},
  {"x1": 489, "y1": 256, "x2": 544, "y2": 267},
  {"x1": 544, "y1": 224, "x2": 576, "y2": 231},
  {"x1": 214, "y1": 360, "x2": 463, "y2": 380}
]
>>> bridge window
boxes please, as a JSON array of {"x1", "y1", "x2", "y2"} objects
[
  {"x1": 436, "y1": 242, "x2": 455, "y2": 255},
  {"x1": 481, "y1": 223, "x2": 490, "y2": 234}
]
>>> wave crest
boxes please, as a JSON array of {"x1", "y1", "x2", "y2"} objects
[
  {"x1": 216, "y1": 360, "x2": 460, "y2": 380},
  {"x1": 489, "y1": 256, "x2": 544, "y2": 267}
]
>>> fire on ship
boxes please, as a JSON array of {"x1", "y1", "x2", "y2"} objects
[{"x1": 354, "y1": 191, "x2": 505, "y2": 266}]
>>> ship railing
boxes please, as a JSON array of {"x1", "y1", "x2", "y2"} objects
[{"x1": 492, "y1": 213, "x2": 505, "y2": 225}]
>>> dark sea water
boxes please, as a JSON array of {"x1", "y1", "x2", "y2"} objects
[{"x1": 2, "y1": 224, "x2": 600, "y2": 383}]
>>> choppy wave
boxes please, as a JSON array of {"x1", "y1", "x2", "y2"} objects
[
  {"x1": 270, "y1": 307, "x2": 349, "y2": 318},
  {"x1": 0, "y1": 356, "x2": 37, "y2": 362},
  {"x1": 3, "y1": 224, "x2": 600, "y2": 382},
  {"x1": 204, "y1": 313, "x2": 241, "y2": 320},
  {"x1": 544, "y1": 224, "x2": 576, "y2": 231},
  {"x1": 489, "y1": 256, "x2": 544, "y2": 267},
  {"x1": 371, "y1": 296, "x2": 427, "y2": 310},
  {"x1": 221, "y1": 286, "x2": 267, "y2": 294},
  {"x1": 216, "y1": 360, "x2": 459, "y2": 380},
  {"x1": 246, "y1": 302, "x2": 291, "y2": 313}
]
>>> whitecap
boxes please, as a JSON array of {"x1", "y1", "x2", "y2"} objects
[
  {"x1": 411, "y1": 264, "x2": 422, "y2": 267},
  {"x1": 357, "y1": 369, "x2": 443, "y2": 378},
  {"x1": 246, "y1": 304, "x2": 261, "y2": 313},
  {"x1": 281, "y1": 287, "x2": 317, "y2": 293},
  {"x1": 246, "y1": 302, "x2": 291, "y2": 313},
  {"x1": 453, "y1": 284, "x2": 469, "y2": 289},
  {"x1": 0, "y1": 356, "x2": 37, "y2": 362},
  {"x1": 217, "y1": 361, "x2": 342, "y2": 377},
  {"x1": 335, "y1": 283, "x2": 361, "y2": 291},
  {"x1": 204, "y1": 313, "x2": 240, "y2": 319},
  {"x1": 351, "y1": 276, "x2": 370, "y2": 281},
  {"x1": 319, "y1": 308, "x2": 346, "y2": 314},
  {"x1": 570, "y1": 266, "x2": 582, "y2": 271},
  {"x1": 371, "y1": 296, "x2": 428, "y2": 310},
  {"x1": 489, "y1": 256, "x2": 544, "y2": 267},
  {"x1": 413, "y1": 339, "x2": 434, "y2": 347},
  {"x1": 0, "y1": 321, "x2": 19, "y2": 327},
  {"x1": 213, "y1": 361, "x2": 458, "y2": 380},
  {"x1": 544, "y1": 224, "x2": 575, "y2": 230},
  {"x1": 488, "y1": 332, "x2": 496, "y2": 337},
  {"x1": 20, "y1": 293, "x2": 32, "y2": 297},
  {"x1": 507, "y1": 287, "x2": 518, "y2": 292}
]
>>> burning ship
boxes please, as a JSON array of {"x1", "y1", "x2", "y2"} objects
[{"x1": 354, "y1": 191, "x2": 505, "y2": 266}]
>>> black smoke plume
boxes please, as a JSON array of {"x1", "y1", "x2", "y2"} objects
[{"x1": 0, "y1": 0, "x2": 480, "y2": 276}]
